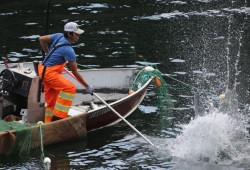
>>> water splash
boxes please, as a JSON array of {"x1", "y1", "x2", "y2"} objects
[
  {"x1": 148, "y1": 72, "x2": 250, "y2": 166},
  {"x1": 168, "y1": 111, "x2": 249, "y2": 163}
]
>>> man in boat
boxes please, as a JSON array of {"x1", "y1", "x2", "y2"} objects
[{"x1": 38, "y1": 22, "x2": 94, "y2": 123}]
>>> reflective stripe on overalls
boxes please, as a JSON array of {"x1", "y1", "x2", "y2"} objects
[
  {"x1": 45, "y1": 108, "x2": 53, "y2": 123},
  {"x1": 53, "y1": 91, "x2": 75, "y2": 119}
]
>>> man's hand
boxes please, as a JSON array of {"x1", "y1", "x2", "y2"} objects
[{"x1": 86, "y1": 85, "x2": 94, "y2": 95}]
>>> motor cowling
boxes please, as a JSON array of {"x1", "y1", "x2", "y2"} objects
[
  {"x1": 0, "y1": 69, "x2": 18, "y2": 95},
  {"x1": 0, "y1": 66, "x2": 45, "y2": 123}
]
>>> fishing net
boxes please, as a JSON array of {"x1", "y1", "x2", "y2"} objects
[
  {"x1": 129, "y1": 66, "x2": 173, "y2": 112},
  {"x1": 0, "y1": 120, "x2": 43, "y2": 159},
  {"x1": 0, "y1": 120, "x2": 34, "y2": 132}
]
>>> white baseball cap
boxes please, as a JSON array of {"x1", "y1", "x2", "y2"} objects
[{"x1": 64, "y1": 22, "x2": 84, "y2": 34}]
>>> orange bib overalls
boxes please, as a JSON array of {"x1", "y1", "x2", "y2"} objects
[{"x1": 38, "y1": 63, "x2": 76, "y2": 122}]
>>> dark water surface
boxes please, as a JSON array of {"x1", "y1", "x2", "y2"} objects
[{"x1": 1, "y1": 0, "x2": 250, "y2": 169}]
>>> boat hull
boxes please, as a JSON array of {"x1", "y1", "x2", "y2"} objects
[
  {"x1": 0, "y1": 113, "x2": 87, "y2": 155},
  {"x1": 86, "y1": 79, "x2": 150, "y2": 131}
]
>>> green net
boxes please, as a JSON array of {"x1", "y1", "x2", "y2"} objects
[
  {"x1": 0, "y1": 120, "x2": 43, "y2": 158},
  {"x1": 0, "y1": 120, "x2": 33, "y2": 156},
  {"x1": 9, "y1": 127, "x2": 33, "y2": 157},
  {"x1": 0, "y1": 120, "x2": 33, "y2": 132},
  {"x1": 129, "y1": 66, "x2": 173, "y2": 112}
]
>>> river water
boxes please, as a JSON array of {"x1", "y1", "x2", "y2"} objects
[{"x1": 0, "y1": 0, "x2": 250, "y2": 169}]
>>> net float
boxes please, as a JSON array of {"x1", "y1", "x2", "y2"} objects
[
  {"x1": 128, "y1": 89, "x2": 135, "y2": 94},
  {"x1": 154, "y1": 77, "x2": 162, "y2": 87}
]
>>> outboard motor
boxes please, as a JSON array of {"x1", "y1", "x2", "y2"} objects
[{"x1": 0, "y1": 63, "x2": 45, "y2": 123}]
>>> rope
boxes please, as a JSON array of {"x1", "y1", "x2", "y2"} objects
[
  {"x1": 132, "y1": 64, "x2": 249, "y2": 110},
  {"x1": 39, "y1": 124, "x2": 52, "y2": 169},
  {"x1": 164, "y1": 74, "x2": 215, "y2": 95},
  {"x1": 163, "y1": 74, "x2": 249, "y2": 110},
  {"x1": 39, "y1": 125, "x2": 45, "y2": 159}
]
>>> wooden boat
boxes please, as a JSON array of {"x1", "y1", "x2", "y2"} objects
[{"x1": 0, "y1": 62, "x2": 155, "y2": 155}]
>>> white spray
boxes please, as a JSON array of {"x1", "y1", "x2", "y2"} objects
[{"x1": 166, "y1": 94, "x2": 249, "y2": 164}]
